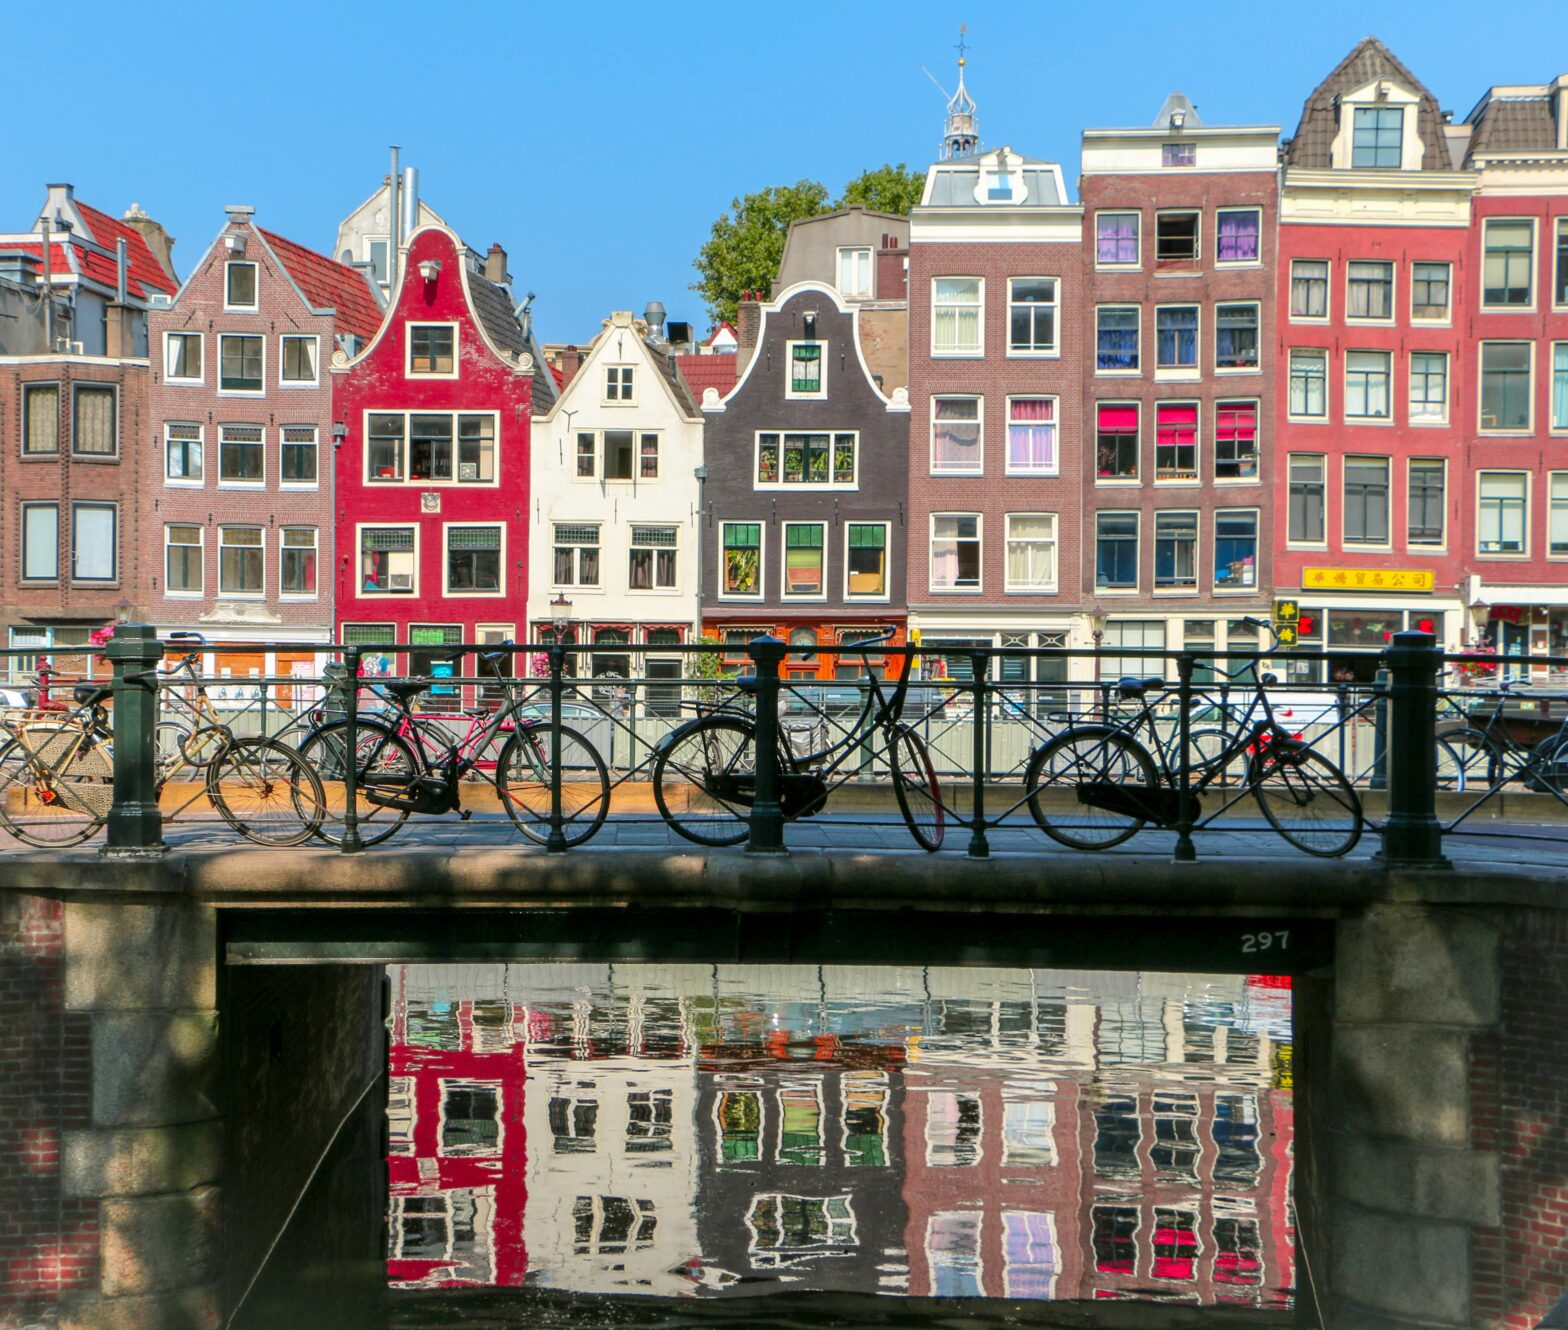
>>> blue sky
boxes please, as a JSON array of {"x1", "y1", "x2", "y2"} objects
[{"x1": 6, "y1": 1, "x2": 1561, "y2": 341}]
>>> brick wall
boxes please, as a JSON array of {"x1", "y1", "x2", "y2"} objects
[{"x1": 0, "y1": 893, "x2": 96, "y2": 1329}]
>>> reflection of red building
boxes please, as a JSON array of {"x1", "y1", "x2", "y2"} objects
[{"x1": 386, "y1": 972, "x2": 528, "y2": 1288}]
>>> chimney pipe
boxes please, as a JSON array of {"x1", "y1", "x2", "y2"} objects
[
  {"x1": 643, "y1": 301, "x2": 667, "y2": 340},
  {"x1": 41, "y1": 218, "x2": 54, "y2": 350},
  {"x1": 114, "y1": 237, "x2": 127, "y2": 306},
  {"x1": 402, "y1": 166, "x2": 419, "y2": 239},
  {"x1": 388, "y1": 146, "x2": 401, "y2": 282}
]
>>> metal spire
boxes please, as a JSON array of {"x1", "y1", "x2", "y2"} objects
[{"x1": 941, "y1": 26, "x2": 979, "y2": 160}]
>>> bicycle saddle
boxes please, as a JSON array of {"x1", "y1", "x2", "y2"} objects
[
  {"x1": 74, "y1": 684, "x2": 112, "y2": 707},
  {"x1": 1116, "y1": 675, "x2": 1166, "y2": 700},
  {"x1": 383, "y1": 680, "x2": 427, "y2": 702}
]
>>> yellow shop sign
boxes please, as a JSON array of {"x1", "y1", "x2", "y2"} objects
[{"x1": 1301, "y1": 567, "x2": 1435, "y2": 593}]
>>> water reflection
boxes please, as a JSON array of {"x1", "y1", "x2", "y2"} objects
[{"x1": 386, "y1": 964, "x2": 1294, "y2": 1310}]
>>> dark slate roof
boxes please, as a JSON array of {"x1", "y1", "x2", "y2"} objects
[
  {"x1": 647, "y1": 341, "x2": 699, "y2": 415},
  {"x1": 466, "y1": 268, "x2": 527, "y2": 356},
  {"x1": 1285, "y1": 37, "x2": 1452, "y2": 171},
  {"x1": 1466, "y1": 93, "x2": 1559, "y2": 159}
]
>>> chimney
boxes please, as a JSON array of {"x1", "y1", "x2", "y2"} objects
[
  {"x1": 737, "y1": 294, "x2": 762, "y2": 354},
  {"x1": 484, "y1": 242, "x2": 509, "y2": 285},
  {"x1": 558, "y1": 344, "x2": 584, "y2": 388},
  {"x1": 41, "y1": 183, "x2": 75, "y2": 232},
  {"x1": 876, "y1": 233, "x2": 908, "y2": 302},
  {"x1": 120, "y1": 203, "x2": 177, "y2": 283},
  {"x1": 643, "y1": 300, "x2": 667, "y2": 340},
  {"x1": 402, "y1": 166, "x2": 419, "y2": 238}
]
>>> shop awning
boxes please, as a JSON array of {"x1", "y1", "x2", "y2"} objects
[{"x1": 1470, "y1": 587, "x2": 1568, "y2": 607}]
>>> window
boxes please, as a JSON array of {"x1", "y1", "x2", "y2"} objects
[
  {"x1": 604, "y1": 366, "x2": 635, "y2": 401},
  {"x1": 1155, "y1": 211, "x2": 1200, "y2": 266},
  {"x1": 280, "y1": 335, "x2": 318, "y2": 384},
  {"x1": 218, "y1": 526, "x2": 261, "y2": 594},
  {"x1": 1156, "y1": 306, "x2": 1198, "y2": 370},
  {"x1": 1483, "y1": 220, "x2": 1534, "y2": 307},
  {"x1": 1214, "y1": 304, "x2": 1259, "y2": 371},
  {"x1": 1478, "y1": 472, "x2": 1528, "y2": 554},
  {"x1": 1162, "y1": 142, "x2": 1196, "y2": 168},
  {"x1": 225, "y1": 261, "x2": 258, "y2": 309},
  {"x1": 1411, "y1": 262, "x2": 1451, "y2": 320},
  {"x1": 639, "y1": 432, "x2": 659, "y2": 478},
  {"x1": 1216, "y1": 209, "x2": 1261, "y2": 263},
  {"x1": 1008, "y1": 278, "x2": 1057, "y2": 354},
  {"x1": 1558, "y1": 219, "x2": 1568, "y2": 306},
  {"x1": 408, "y1": 324, "x2": 455, "y2": 375},
  {"x1": 445, "y1": 525, "x2": 501, "y2": 593},
  {"x1": 575, "y1": 432, "x2": 595, "y2": 478},
  {"x1": 21, "y1": 503, "x2": 58, "y2": 580},
  {"x1": 280, "y1": 426, "x2": 318, "y2": 484},
  {"x1": 22, "y1": 383, "x2": 58, "y2": 455},
  {"x1": 1005, "y1": 514, "x2": 1056, "y2": 591},
  {"x1": 280, "y1": 527, "x2": 317, "y2": 596},
  {"x1": 1154, "y1": 512, "x2": 1197, "y2": 590},
  {"x1": 71, "y1": 384, "x2": 115, "y2": 456},
  {"x1": 1352, "y1": 106, "x2": 1403, "y2": 168},
  {"x1": 757, "y1": 431, "x2": 856, "y2": 486},
  {"x1": 1007, "y1": 398, "x2": 1055, "y2": 474},
  {"x1": 837, "y1": 246, "x2": 872, "y2": 297},
  {"x1": 1155, "y1": 403, "x2": 1198, "y2": 481},
  {"x1": 932, "y1": 278, "x2": 982, "y2": 355},
  {"x1": 845, "y1": 523, "x2": 887, "y2": 598},
  {"x1": 1551, "y1": 473, "x2": 1568, "y2": 556},
  {"x1": 783, "y1": 524, "x2": 826, "y2": 596},
  {"x1": 1555, "y1": 344, "x2": 1568, "y2": 431},
  {"x1": 1214, "y1": 511, "x2": 1258, "y2": 589},
  {"x1": 165, "y1": 332, "x2": 202, "y2": 382},
  {"x1": 359, "y1": 527, "x2": 416, "y2": 594},
  {"x1": 366, "y1": 412, "x2": 495, "y2": 482},
  {"x1": 603, "y1": 430, "x2": 635, "y2": 480},
  {"x1": 1096, "y1": 404, "x2": 1139, "y2": 480},
  {"x1": 628, "y1": 525, "x2": 677, "y2": 590},
  {"x1": 71, "y1": 503, "x2": 116, "y2": 582},
  {"x1": 367, "y1": 414, "x2": 404, "y2": 480},
  {"x1": 1214, "y1": 401, "x2": 1258, "y2": 480},
  {"x1": 1096, "y1": 212, "x2": 1139, "y2": 266},
  {"x1": 219, "y1": 334, "x2": 263, "y2": 392},
  {"x1": 552, "y1": 523, "x2": 600, "y2": 587},
  {"x1": 1347, "y1": 261, "x2": 1394, "y2": 320},
  {"x1": 788, "y1": 341, "x2": 823, "y2": 395},
  {"x1": 1290, "y1": 260, "x2": 1328, "y2": 319},
  {"x1": 219, "y1": 424, "x2": 264, "y2": 483},
  {"x1": 1096, "y1": 306, "x2": 1139, "y2": 372},
  {"x1": 1344, "y1": 457, "x2": 1390, "y2": 545},
  {"x1": 1289, "y1": 348, "x2": 1328, "y2": 418},
  {"x1": 1345, "y1": 351, "x2": 1392, "y2": 420},
  {"x1": 164, "y1": 422, "x2": 202, "y2": 481},
  {"x1": 1408, "y1": 460, "x2": 1445, "y2": 546},
  {"x1": 1288, "y1": 455, "x2": 1326, "y2": 544},
  {"x1": 923, "y1": 395, "x2": 982, "y2": 475},
  {"x1": 1095, "y1": 512, "x2": 1138, "y2": 590},
  {"x1": 1481, "y1": 342, "x2": 1532, "y2": 431},
  {"x1": 1409, "y1": 352, "x2": 1449, "y2": 424},
  {"x1": 931, "y1": 514, "x2": 980, "y2": 591},
  {"x1": 165, "y1": 524, "x2": 202, "y2": 594},
  {"x1": 720, "y1": 522, "x2": 760, "y2": 596},
  {"x1": 409, "y1": 415, "x2": 454, "y2": 480},
  {"x1": 367, "y1": 239, "x2": 389, "y2": 285}
]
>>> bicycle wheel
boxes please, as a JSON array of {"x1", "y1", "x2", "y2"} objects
[
  {"x1": 156, "y1": 722, "x2": 198, "y2": 785},
  {"x1": 889, "y1": 724, "x2": 943, "y2": 851},
  {"x1": 1436, "y1": 728, "x2": 1499, "y2": 794},
  {"x1": 0, "y1": 734, "x2": 110, "y2": 847},
  {"x1": 1024, "y1": 727, "x2": 1159, "y2": 851},
  {"x1": 497, "y1": 723, "x2": 610, "y2": 848},
  {"x1": 1250, "y1": 744, "x2": 1362, "y2": 857},
  {"x1": 294, "y1": 719, "x2": 417, "y2": 847},
  {"x1": 652, "y1": 717, "x2": 756, "y2": 847},
  {"x1": 207, "y1": 737, "x2": 326, "y2": 847},
  {"x1": 1189, "y1": 726, "x2": 1246, "y2": 788}
]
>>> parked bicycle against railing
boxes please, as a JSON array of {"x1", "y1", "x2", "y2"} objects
[
  {"x1": 294, "y1": 645, "x2": 610, "y2": 847},
  {"x1": 1023, "y1": 619, "x2": 1363, "y2": 857},
  {"x1": 649, "y1": 630, "x2": 943, "y2": 850},
  {"x1": 1437, "y1": 676, "x2": 1568, "y2": 798}
]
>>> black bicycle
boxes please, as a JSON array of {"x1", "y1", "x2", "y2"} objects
[
  {"x1": 1024, "y1": 619, "x2": 1363, "y2": 857},
  {"x1": 649, "y1": 631, "x2": 943, "y2": 850}
]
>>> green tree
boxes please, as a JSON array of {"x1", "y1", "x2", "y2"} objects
[
  {"x1": 691, "y1": 180, "x2": 831, "y2": 327},
  {"x1": 837, "y1": 163, "x2": 924, "y2": 217}
]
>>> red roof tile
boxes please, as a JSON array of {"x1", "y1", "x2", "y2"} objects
[
  {"x1": 675, "y1": 353, "x2": 738, "y2": 403},
  {"x1": 258, "y1": 227, "x2": 384, "y2": 342},
  {"x1": 74, "y1": 201, "x2": 177, "y2": 297}
]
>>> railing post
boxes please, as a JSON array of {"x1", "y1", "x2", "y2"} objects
[
  {"x1": 1369, "y1": 668, "x2": 1390, "y2": 791},
  {"x1": 1173, "y1": 650, "x2": 1197, "y2": 863},
  {"x1": 104, "y1": 622, "x2": 165, "y2": 856},
  {"x1": 747, "y1": 635, "x2": 787, "y2": 854},
  {"x1": 546, "y1": 644, "x2": 568, "y2": 853},
  {"x1": 340, "y1": 647, "x2": 363, "y2": 854},
  {"x1": 1376, "y1": 629, "x2": 1450, "y2": 870},
  {"x1": 967, "y1": 649, "x2": 991, "y2": 859}
]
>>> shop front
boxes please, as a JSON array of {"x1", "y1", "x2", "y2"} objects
[{"x1": 1468, "y1": 590, "x2": 1568, "y2": 682}]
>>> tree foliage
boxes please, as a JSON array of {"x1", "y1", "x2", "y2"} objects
[{"x1": 838, "y1": 163, "x2": 924, "y2": 217}]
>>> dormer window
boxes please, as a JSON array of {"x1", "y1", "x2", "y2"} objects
[
  {"x1": 1162, "y1": 143, "x2": 1196, "y2": 168},
  {"x1": 988, "y1": 167, "x2": 1015, "y2": 201},
  {"x1": 225, "y1": 262, "x2": 258, "y2": 310},
  {"x1": 605, "y1": 366, "x2": 635, "y2": 403},
  {"x1": 408, "y1": 324, "x2": 455, "y2": 376},
  {"x1": 788, "y1": 341, "x2": 824, "y2": 397},
  {"x1": 1351, "y1": 107, "x2": 1403, "y2": 168},
  {"x1": 837, "y1": 247, "x2": 872, "y2": 298}
]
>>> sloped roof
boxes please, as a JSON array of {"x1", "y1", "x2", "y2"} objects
[
  {"x1": 1285, "y1": 36, "x2": 1452, "y2": 170},
  {"x1": 257, "y1": 227, "x2": 382, "y2": 341},
  {"x1": 646, "y1": 342, "x2": 699, "y2": 415},
  {"x1": 1466, "y1": 92, "x2": 1559, "y2": 158},
  {"x1": 674, "y1": 353, "x2": 737, "y2": 404},
  {"x1": 73, "y1": 201, "x2": 178, "y2": 296},
  {"x1": 466, "y1": 269, "x2": 526, "y2": 356}
]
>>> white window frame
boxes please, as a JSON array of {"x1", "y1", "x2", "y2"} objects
[
  {"x1": 1006, "y1": 277, "x2": 1059, "y2": 358},
  {"x1": 163, "y1": 422, "x2": 204, "y2": 486},
  {"x1": 224, "y1": 260, "x2": 259, "y2": 311},
  {"x1": 1153, "y1": 303, "x2": 1201, "y2": 380},
  {"x1": 278, "y1": 526, "x2": 319, "y2": 601},
  {"x1": 930, "y1": 277, "x2": 983, "y2": 357},
  {"x1": 1406, "y1": 458, "x2": 1447, "y2": 551},
  {"x1": 441, "y1": 522, "x2": 506, "y2": 598},
  {"x1": 1408, "y1": 351, "x2": 1450, "y2": 426},
  {"x1": 70, "y1": 382, "x2": 118, "y2": 458},
  {"x1": 1154, "y1": 208, "x2": 1202, "y2": 267},
  {"x1": 719, "y1": 520, "x2": 765, "y2": 600},
  {"x1": 1478, "y1": 340, "x2": 1535, "y2": 435},
  {"x1": 1094, "y1": 305, "x2": 1141, "y2": 376},
  {"x1": 217, "y1": 524, "x2": 264, "y2": 598},
  {"x1": 20, "y1": 502, "x2": 59, "y2": 582},
  {"x1": 1410, "y1": 261, "x2": 1453, "y2": 323},
  {"x1": 279, "y1": 334, "x2": 320, "y2": 387},
  {"x1": 1153, "y1": 400, "x2": 1201, "y2": 485},
  {"x1": 356, "y1": 523, "x2": 420, "y2": 598},
  {"x1": 1286, "y1": 453, "x2": 1329, "y2": 550},
  {"x1": 1004, "y1": 395, "x2": 1058, "y2": 477},
  {"x1": 279, "y1": 425, "x2": 319, "y2": 489},
  {"x1": 217, "y1": 332, "x2": 266, "y2": 396},
  {"x1": 1288, "y1": 347, "x2": 1329, "y2": 421},
  {"x1": 1213, "y1": 301, "x2": 1261, "y2": 375},
  {"x1": 1557, "y1": 219, "x2": 1568, "y2": 311},
  {"x1": 1549, "y1": 471, "x2": 1568, "y2": 559},
  {"x1": 405, "y1": 322, "x2": 459, "y2": 379},
  {"x1": 603, "y1": 365, "x2": 637, "y2": 404},
  {"x1": 928, "y1": 512, "x2": 982, "y2": 595},
  {"x1": 360, "y1": 410, "x2": 501, "y2": 487},
  {"x1": 1094, "y1": 401, "x2": 1141, "y2": 485},
  {"x1": 1476, "y1": 470, "x2": 1531, "y2": 558},
  {"x1": 549, "y1": 522, "x2": 601, "y2": 591},
  {"x1": 217, "y1": 423, "x2": 266, "y2": 488},
  {"x1": 627, "y1": 523, "x2": 680, "y2": 593},
  {"x1": 1003, "y1": 512, "x2": 1057, "y2": 594},
  {"x1": 1481, "y1": 216, "x2": 1536, "y2": 311},
  {"x1": 1094, "y1": 510, "x2": 1140, "y2": 594},
  {"x1": 929, "y1": 396, "x2": 983, "y2": 476},
  {"x1": 842, "y1": 521, "x2": 891, "y2": 602},
  {"x1": 754, "y1": 431, "x2": 858, "y2": 490},
  {"x1": 1344, "y1": 350, "x2": 1393, "y2": 423},
  {"x1": 1555, "y1": 341, "x2": 1568, "y2": 433},
  {"x1": 1342, "y1": 455, "x2": 1392, "y2": 550},
  {"x1": 1093, "y1": 210, "x2": 1141, "y2": 270},
  {"x1": 780, "y1": 521, "x2": 828, "y2": 601},
  {"x1": 70, "y1": 502, "x2": 117, "y2": 584},
  {"x1": 1214, "y1": 207, "x2": 1263, "y2": 267},
  {"x1": 1153, "y1": 508, "x2": 1200, "y2": 595},
  {"x1": 164, "y1": 523, "x2": 204, "y2": 598},
  {"x1": 1213, "y1": 398, "x2": 1260, "y2": 484},
  {"x1": 1289, "y1": 259, "x2": 1331, "y2": 323},
  {"x1": 836, "y1": 246, "x2": 873, "y2": 298},
  {"x1": 163, "y1": 331, "x2": 203, "y2": 384},
  {"x1": 1345, "y1": 260, "x2": 1396, "y2": 324},
  {"x1": 784, "y1": 339, "x2": 827, "y2": 399},
  {"x1": 1212, "y1": 507, "x2": 1260, "y2": 594}
]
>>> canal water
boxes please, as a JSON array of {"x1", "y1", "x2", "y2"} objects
[{"x1": 237, "y1": 964, "x2": 1295, "y2": 1327}]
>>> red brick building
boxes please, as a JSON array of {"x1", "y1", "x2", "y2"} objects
[
  {"x1": 146, "y1": 207, "x2": 382, "y2": 682},
  {"x1": 1079, "y1": 94, "x2": 1280, "y2": 675}
]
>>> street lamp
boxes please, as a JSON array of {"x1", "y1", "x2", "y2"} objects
[{"x1": 550, "y1": 594, "x2": 573, "y2": 640}]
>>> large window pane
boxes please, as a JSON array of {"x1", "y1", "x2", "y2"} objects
[
  {"x1": 72, "y1": 504, "x2": 116, "y2": 582},
  {"x1": 1483, "y1": 220, "x2": 1533, "y2": 307},
  {"x1": 1344, "y1": 458, "x2": 1390, "y2": 545},
  {"x1": 1481, "y1": 343, "x2": 1532, "y2": 430},
  {"x1": 1095, "y1": 512, "x2": 1138, "y2": 590}
]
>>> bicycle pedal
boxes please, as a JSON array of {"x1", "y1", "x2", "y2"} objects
[{"x1": 458, "y1": 808, "x2": 473, "y2": 821}]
